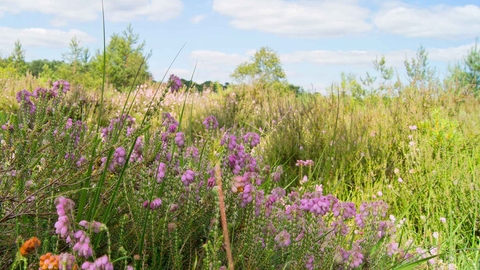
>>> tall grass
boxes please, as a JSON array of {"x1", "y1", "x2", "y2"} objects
[{"x1": 1, "y1": 71, "x2": 478, "y2": 269}]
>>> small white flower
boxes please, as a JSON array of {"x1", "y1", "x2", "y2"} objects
[
  {"x1": 433, "y1": 232, "x2": 439, "y2": 239},
  {"x1": 440, "y1": 217, "x2": 447, "y2": 224},
  {"x1": 377, "y1": 191, "x2": 383, "y2": 197},
  {"x1": 398, "y1": 177, "x2": 404, "y2": 183}
]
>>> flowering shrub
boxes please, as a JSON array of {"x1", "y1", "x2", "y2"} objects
[{"x1": 0, "y1": 78, "x2": 466, "y2": 269}]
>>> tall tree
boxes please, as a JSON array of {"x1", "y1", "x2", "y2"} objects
[
  {"x1": 9, "y1": 40, "x2": 27, "y2": 75},
  {"x1": 447, "y1": 42, "x2": 480, "y2": 94},
  {"x1": 92, "y1": 24, "x2": 151, "y2": 91},
  {"x1": 62, "y1": 36, "x2": 90, "y2": 75},
  {"x1": 231, "y1": 47, "x2": 286, "y2": 84}
]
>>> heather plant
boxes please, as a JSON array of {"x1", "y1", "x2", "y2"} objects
[{"x1": 2, "y1": 32, "x2": 480, "y2": 269}]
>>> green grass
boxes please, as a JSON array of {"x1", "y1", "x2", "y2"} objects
[{"x1": 1, "y1": 74, "x2": 479, "y2": 269}]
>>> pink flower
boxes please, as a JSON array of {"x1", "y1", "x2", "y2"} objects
[{"x1": 274, "y1": 230, "x2": 291, "y2": 247}]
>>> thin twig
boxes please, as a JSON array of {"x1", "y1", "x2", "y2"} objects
[{"x1": 215, "y1": 162, "x2": 234, "y2": 270}]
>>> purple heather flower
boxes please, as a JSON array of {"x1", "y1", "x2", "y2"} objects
[
  {"x1": 274, "y1": 230, "x2": 291, "y2": 248},
  {"x1": 108, "y1": 147, "x2": 126, "y2": 172},
  {"x1": 387, "y1": 242, "x2": 399, "y2": 257},
  {"x1": 150, "y1": 198, "x2": 162, "y2": 210},
  {"x1": 73, "y1": 230, "x2": 93, "y2": 258},
  {"x1": 296, "y1": 159, "x2": 314, "y2": 167},
  {"x1": 58, "y1": 253, "x2": 76, "y2": 270},
  {"x1": 239, "y1": 184, "x2": 254, "y2": 207},
  {"x1": 332, "y1": 220, "x2": 350, "y2": 236},
  {"x1": 181, "y1": 169, "x2": 195, "y2": 186},
  {"x1": 52, "y1": 80, "x2": 71, "y2": 94},
  {"x1": 332, "y1": 202, "x2": 357, "y2": 220},
  {"x1": 162, "y1": 113, "x2": 179, "y2": 131},
  {"x1": 305, "y1": 255, "x2": 315, "y2": 270},
  {"x1": 169, "y1": 74, "x2": 183, "y2": 92},
  {"x1": 130, "y1": 137, "x2": 144, "y2": 163},
  {"x1": 168, "y1": 124, "x2": 177, "y2": 133},
  {"x1": 79, "y1": 220, "x2": 102, "y2": 233},
  {"x1": 203, "y1": 115, "x2": 219, "y2": 130},
  {"x1": 33, "y1": 87, "x2": 57, "y2": 100},
  {"x1": 81, "y1": 255, "x2": 113, "y2": 270},
  {"x1": 300, "y1": 196, "x2": 330, "y2": 216},
  {"x1": 272, "y1": 165, "x2": 283, "y2": 182},
  {"x1": 65, "y1": 118, "x2": 73, "y2": 129},
  {"x1": 272, "y1": 187, "x2": 286, "y2": 198},
  {"x1": 243, "y1": 132, "x2": 260, "y2": 148},
  {"x1": 175, "y1": 132, "x2": 185, "y2": 147},
  {"x1": 54, "y1": 197, "x2": 75, "y2": 240},
  {"x1": 186, "y1": 146, "x2": 199, "y2": 159},
  {"x1": 156, "y1": 162, "x2": 167, "y2": 183},
  {"x1": 16, "y1": 90, "x2": 32, "y2": 103},
  {"x1": 207, "y1": 177, "x2": 216, "y2": 188}
]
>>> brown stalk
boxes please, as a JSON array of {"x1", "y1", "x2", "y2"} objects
[{"x1": 215, "y1": 162, "x2": 234, "y2": 270}]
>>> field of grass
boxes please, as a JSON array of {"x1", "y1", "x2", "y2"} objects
[{"x1": 1, "y1": 73, "x2": 479, "y2": 269}]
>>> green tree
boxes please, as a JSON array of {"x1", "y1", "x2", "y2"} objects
[
  {"x1": 28, "y1": 59, "x2": 63, "y2": 77},
  {"x1": 446, "y1": 42, "x2": 480, "y2": 94},
  {"x1": 404, "y1": 46, "x2": 435, "y2": 87},
  {"x1": 231, "y1": 47, "x2": 286, "y2": 84},
  {"x1": 62, "y1": 36, "x2": 90, "y2": 75},
  {"x1": 9, "y1": 40, "x2": 27, "y2": 75},
  {"x1": 91, "y1": 24, "x2": 151, "y2": 91}
]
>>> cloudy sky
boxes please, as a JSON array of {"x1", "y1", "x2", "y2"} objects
[{"x1": 0, "y1": 0, "x2": 479, "y2": 92}]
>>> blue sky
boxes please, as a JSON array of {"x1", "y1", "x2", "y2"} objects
[{"x1": 0, "y1": 0, "x2": 479, "y2": 92}]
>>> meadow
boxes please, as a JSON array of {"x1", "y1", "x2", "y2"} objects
[{"x1": 0, "y1": 67, "x2": 479, "y2": 270}]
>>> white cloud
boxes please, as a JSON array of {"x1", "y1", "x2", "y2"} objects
[
  {"x1": 281, "y1": 43, "x2": 476, "y2": 68},
  {"x1": 0, "y1": 0, "x2": 183, "y2": 25},
  {"x1": 190, "y1": 14, "x2": 206, "y2": 24},
  {"x1": 189, "y1": 50, "x2": 249, "y2": 82},
  {"x1": 212, "y1": 0, "x2": 372, "y2": 38},
  {"x1": 0, "y1": 27, "x2": 95, "y2": 51},
  {"x1": 374, "y1": 2, "x2": 480, "y2": 38}
]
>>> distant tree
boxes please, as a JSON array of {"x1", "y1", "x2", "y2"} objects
[
  {"x1": 62, "y1": 36, "x2": 90, "y2": 75},
  {"x1": 446, "y1": 41, "x2": 480, "y2": 94},
  {"x1": 9, "y1": 40, "x2": 27, "y2": 75},
  {"x1": 28, "y1": 59, "x2": 63, "y2": 77},
  {"x1": 231, "y1": 47, "x2": 286, "y2": 84},
  {"x1": 91, "y1": 24, "x2": 151, "y2": 91},
  {"x1": 404, "y1": 46, "x2": 435, "y2": 87}
]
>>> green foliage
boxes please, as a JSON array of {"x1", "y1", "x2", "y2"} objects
[
  {"x1": 446, "y1": 41, "x2": 480, "y2": 95},
  {"x1": 404, "y1": 46, "x2": 436, "y2": 87},
  {"x1": 231, "y1": 47, "x2": 286, "y2": 84},
  {"x1": 180, "y1": 79, "x2": 228, "y2": 92},
  {"x1": 8, "y1": 40, "x2": 28, "y2": 76},
  {"x1": 91, "y1": 24, "x2": 151, "y2": 91},
  {"x1": 28, "y1": 59, "x2": 63, "y2": 77}
]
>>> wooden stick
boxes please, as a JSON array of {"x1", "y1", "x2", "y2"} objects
[{"x1": 215, "y1": 162, "x2": 234, "y2": 270}]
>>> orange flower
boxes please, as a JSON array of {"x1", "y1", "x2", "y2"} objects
[
  {"x1": 19, "y1": 236, "x2": 41, "y2": 256},
  {"x1": 39, "y1": 253, "x2": 59, "y2": 270}
]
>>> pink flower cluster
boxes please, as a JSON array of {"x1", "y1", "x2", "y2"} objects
[
  {"x1": 81, "y1": 255, "x2": 113, "y2": 270},
  {"x1": 54, "y1": 197, "x2": 75, "y2": 240},
  {"x1": 73, "y1": 230, "x2": 93, "y2": 258},
  {"x1": 143, "y1": 198, "x2": 162, "y2": 210},
  {"x1": 296, "y1": 159, "x2": 314, "y2": 167}
]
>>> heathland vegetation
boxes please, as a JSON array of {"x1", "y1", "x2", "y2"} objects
[{"x1": 1, "y1": 25, "x2": 480, "y2": 269}]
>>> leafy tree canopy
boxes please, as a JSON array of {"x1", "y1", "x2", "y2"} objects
[
  {"x1": 91, "y1": 24, "x2": 151, "y2": 91},
  {"x1": 231, "y1": 47, "x2": 286, "y2": 84}
]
